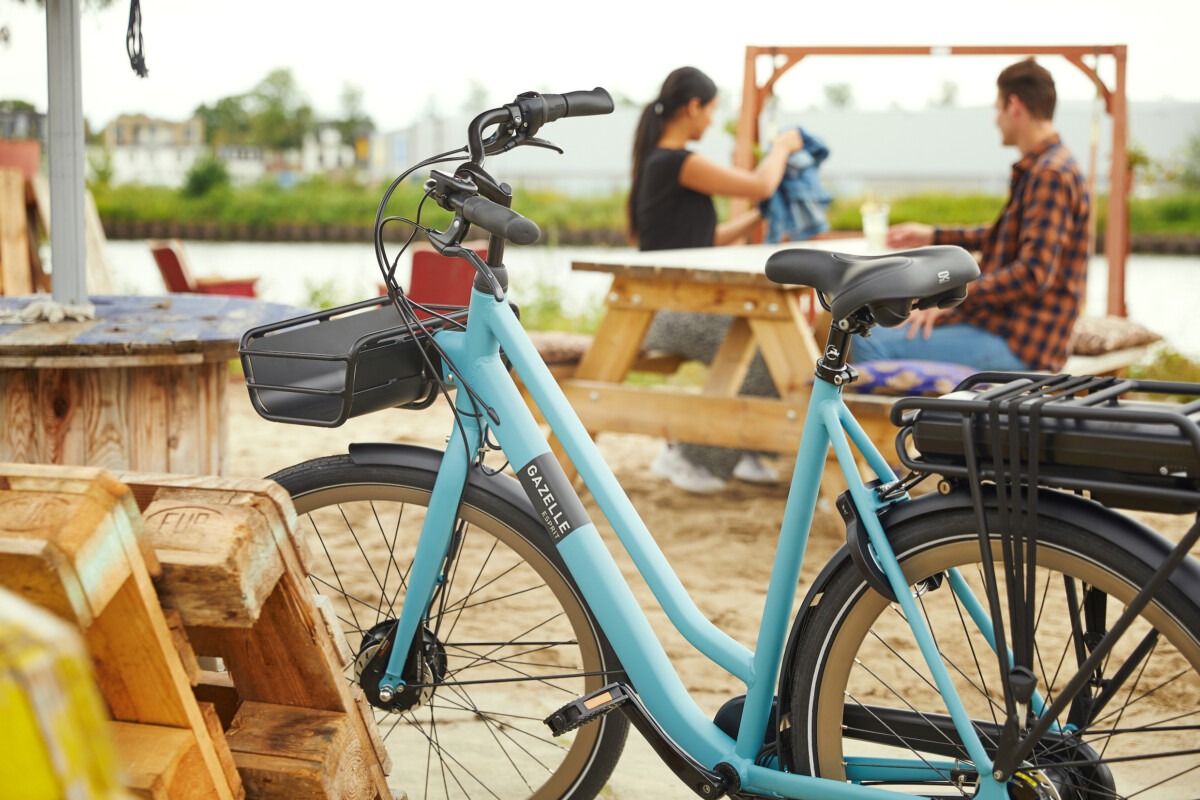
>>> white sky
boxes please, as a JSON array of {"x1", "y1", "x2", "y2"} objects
[{"x1": 2, "y1": 0, "x2": 1199, "y2": 132}]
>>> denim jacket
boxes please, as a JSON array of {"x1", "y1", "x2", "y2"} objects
[{"x1": 759, "y1": 127, "x2": 833, "y2": 243}]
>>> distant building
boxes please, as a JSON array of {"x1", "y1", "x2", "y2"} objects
[
  {"x1": 300, "y1": 125, "x2": 356, "y2": 175},
  {"x1": 102, "y1": 114, "x2": 207, "y2": 187},
  {"x1": 0, "y1": 106, "x2": 46, "y2": 141},
  {"x1": 216, "y1": 145, "x2": 266, "y2": 185}
]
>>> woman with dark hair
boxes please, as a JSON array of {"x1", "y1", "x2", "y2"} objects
[{"x1": 628, "y1": 66, "x2": 803, "y2": 493}]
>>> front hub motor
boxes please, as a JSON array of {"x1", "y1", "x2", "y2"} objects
[{"x1": 356, "y1": 619, "x2": 447, "y2": 713}]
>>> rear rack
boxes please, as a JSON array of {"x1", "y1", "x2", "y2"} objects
[{"x1": 892, "y1": 372, "x2": 1200, "y2": 514}]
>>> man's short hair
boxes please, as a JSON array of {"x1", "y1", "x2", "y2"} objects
[{"x1": 997, "y1": 58, "x2": 1056, "y2": 120}]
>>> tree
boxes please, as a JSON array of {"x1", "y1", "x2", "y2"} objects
[
  {"x1": 195, "y1": 95, "x2": 253, "y2": 147},
  {"x1": 182, "y1": 153, "x2": 230, "y2": 198},
  {"x1": 823, "y1": 83, "x2": 854, "y2": 109},
  {"x1": 247, "y1": 68, "x2": 314, "y2": 152},
  {"x1": 1180, "y1": 129, "x2": 1200, "y2": 189},
  {"x1": 332, "y1": 83, "x2": 373, "y2": 147}
]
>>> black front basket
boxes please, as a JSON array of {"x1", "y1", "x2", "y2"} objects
[{"x1": 239, "y1": 297, "x2": 465, "y2": 427}]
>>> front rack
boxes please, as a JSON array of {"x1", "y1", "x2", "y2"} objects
[
  {"x1": 239, "y1": 296, "x2": 466, "y2": 428},
  {"x1": 892, "y1": 372, "x2": 1200, "y2": 514}
]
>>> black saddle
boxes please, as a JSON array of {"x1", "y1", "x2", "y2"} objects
[{"x1": 764, "y1": 245, "x2": 980, "y2": 327}]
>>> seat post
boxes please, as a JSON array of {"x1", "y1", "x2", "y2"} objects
[{"x1": 814, "y1": 316, "x2": 861, "y2": 387}]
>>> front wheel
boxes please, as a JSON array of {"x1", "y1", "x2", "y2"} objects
[
  {"x1": 270, "y1": 454, "x2": 628, "y2": 800},
  {"x1": 789, "y1": 507, "x2": 1200, "y2": 799}
]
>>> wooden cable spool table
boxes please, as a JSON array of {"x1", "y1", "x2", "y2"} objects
[{"x1": 0, "y1": 294, "x2": 304, "y2": 476}]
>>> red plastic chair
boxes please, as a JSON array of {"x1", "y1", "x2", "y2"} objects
[
  {"x1": 379, "y1": 246, "x2": 484, "y2": 315},
  {"x1": 149, "y1": 239, "x2": 259, "y2": 297}
]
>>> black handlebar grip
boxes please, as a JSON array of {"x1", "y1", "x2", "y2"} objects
[
  {"x1": 461, "y1": 196, "x2": 541, "y2": 245},
  {"x1": 540, "y1": 88, "x2": 615, "y2": 123},
  {"x1": 562, "y1": 88, "x2": 615, "y2": 117}
]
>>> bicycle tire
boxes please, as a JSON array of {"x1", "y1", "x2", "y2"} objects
[
  {"x1": 270, "y1": 453, "x2": 628, "y2": 800},
  {"x1": 789, "y1": 506, "x2": 1200, "y2": 799}
]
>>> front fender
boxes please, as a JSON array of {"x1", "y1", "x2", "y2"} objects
[
  {"x1": 775, "y1": 485, "x2": 1200, "y2": 770},
  {"x1": 348, "y1": 441, "x2": 536, "y2": 517}
]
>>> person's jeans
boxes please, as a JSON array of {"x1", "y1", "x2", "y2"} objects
[{"x1": 850, "y1": 323, "x2": 1028, "y2": 371}]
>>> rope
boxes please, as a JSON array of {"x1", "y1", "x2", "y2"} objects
[{"x1": 126, "y1": 0, "x2": 148, "y2": 78}]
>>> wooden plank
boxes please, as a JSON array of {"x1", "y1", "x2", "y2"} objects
[
  {"x1": 28, "y1": 175, "x2": 114, "y2": 295},
  {"x1": 748, "y1": 316, "x2": 820, "y2": 398},
  {"x1": 225, "y1": 702, "x2": 377, "y2": 800},
  {"x1": 560, "y1": 379, "x2": 809, "y2": 452},
  {"x1": 163, "y1": 608, "x2": 202, "y2": 685},
  {"x1": 140, "y1": 490, "x2": 285, "y2": 627},
  {"x1": 573, "y1": 302, "x2": 654, "y2": 382},
  {"x1": 36, "y1": 367, "x2": 86, "y2": 468},
  {"x1": 129, "y1": 365, "x2": 173, "y2": 475},
  {"x1": 115, "y1": 473, "x2": 305, "y2": 571},
  {"x1": 604, "y1": 276, "x2": 800, "y2": 319},
  {"x1": 201, "y1": 361, "x2": 227, "y2": 475},
  {"x1": 199, "y1": 702, "x2": 247, "y2": 800},
  {"x1": 0, "y1": 167, "x2": 32, "y2": 295},
  {"x1": 83, "y1": 187, "x2": 115, "y2": 294},
  {"x1": 83, "y1": 366, "x2": 133, "y2": 471},
  {"x1": 0, "y1": 367, "x2": 39, "y2": 464},
  {"x1": 194, "y1": 670, "x2": 241, "y2": 731},
  {"x1": 0, "y1": 352, "x2": 206, "y2": 369},
  {"x1": 110, "y1": 721, "x2": 218, "y2": 800},
  {"x1": 703, "y1": 316, "x2": 757, "y2": 395},
  {"x1": 166, "y1": 363, "x2": 203, "y2": 475},
  {"x1": 313, "y1": 592, "x2": 353, "y2": 669}
]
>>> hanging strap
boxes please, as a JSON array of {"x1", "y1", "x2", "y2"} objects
[{"x1": 126, "y1": 0, "x2": 148, "y2": 78}]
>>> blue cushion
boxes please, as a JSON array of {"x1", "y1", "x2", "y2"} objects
[{"x1": 847, "y1": 359, "x2": 976, "y2": 396}]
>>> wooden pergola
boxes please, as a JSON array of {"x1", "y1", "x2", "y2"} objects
[{"x1": 734, "y1": 45, "x2": 1130, "y2": 317}]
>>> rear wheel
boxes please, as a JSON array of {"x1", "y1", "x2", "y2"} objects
[
  {"x1": 790, "y1": 508, "x2": 1200, "y2": 798},
  {"x1": 271, "y1": 454, "x2": 627, "y2": 800}
]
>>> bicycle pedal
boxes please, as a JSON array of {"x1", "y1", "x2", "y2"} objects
[
  {"x1": 545, "y1": 682, "x2": 630, "y2": 736},
  {"x1": 549, "y1": 682, "x2": 735, "y2": 798}
]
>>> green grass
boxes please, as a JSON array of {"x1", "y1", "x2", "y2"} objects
[
  {"x1": 95, "y1": 175, "x2": 1200, "y2": 242},
  {"x1": 1129, "y1": 347, "x2": 1200, "y2": 402}
]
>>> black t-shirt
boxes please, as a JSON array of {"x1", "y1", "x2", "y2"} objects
[{"x1": 634, "y1": 148, "x2": 716, "y2": 252}]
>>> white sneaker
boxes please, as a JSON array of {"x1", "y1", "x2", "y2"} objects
[
  {"x1": 650, "y1": 444, "x2": 727, "y2": 494},
  {"x1": 733, "y1": 453, "x2": 781, "y2": 484}
]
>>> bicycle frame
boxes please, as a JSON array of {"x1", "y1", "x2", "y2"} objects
[{"x1": 380, "y1": 283, "x2": 1011, "y2": 799}]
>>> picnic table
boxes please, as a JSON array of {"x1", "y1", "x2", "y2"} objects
[
  {"x1": 555, "y1": 237, "x2": 899, "y2": 464},
  {"x1": 0, "y1": 294, "x2": 303, "y2": 476}
]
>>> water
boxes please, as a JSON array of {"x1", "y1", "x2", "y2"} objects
[{"x1": 102, "y1": 239, "x2": 1200, "y2": 359}]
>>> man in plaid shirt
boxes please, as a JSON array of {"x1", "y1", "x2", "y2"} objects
[{"x1": 855, "y1": 58, "x2": 1091, "y2": 373}]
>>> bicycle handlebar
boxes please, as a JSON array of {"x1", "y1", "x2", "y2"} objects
[
  {"x1": 467, "y1": 87, "x2": 614, "y2": 163},
  {"x1": 461, "y1": 196, "x2": 540, "y2": 245}
]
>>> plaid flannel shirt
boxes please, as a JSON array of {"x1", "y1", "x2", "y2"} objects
[{"x1": 933, "y1": 135, "x2": 1090, "y2": 371}]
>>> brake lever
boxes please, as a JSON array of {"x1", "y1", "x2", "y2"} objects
[
  {"x1": 523, "y1": 137, "x2": 563, "y2": 154},
  {"x1": 444, "y1": 245, "x2": 504, "y2": 302}
]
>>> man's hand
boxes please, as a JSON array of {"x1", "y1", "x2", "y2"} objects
[
  {"x1": 886, "y1": 222, "x2": 934, "y2": 249},
  {"x1": 898, "y1": 306, "x2": 948, "y2": 340}
]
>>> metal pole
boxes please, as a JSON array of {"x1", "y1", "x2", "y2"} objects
[{"x1": 45, "y1": 0, "x2": 88, "y2": 305}]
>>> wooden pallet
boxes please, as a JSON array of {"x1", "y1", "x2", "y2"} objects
[
  {"x1": 117, "y1": 471, "x2": 394, "y2": 800},
  {"x1": 0, "y1": 463, "x2": 242, "y2": 799},
  {"x1": 0, "y1": 464, "x2": 398, "y2": 799}
]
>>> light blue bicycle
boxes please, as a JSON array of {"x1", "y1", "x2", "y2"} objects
[{"x1": 240, "y1": 88, "x2": 1200, "y2": 799}]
